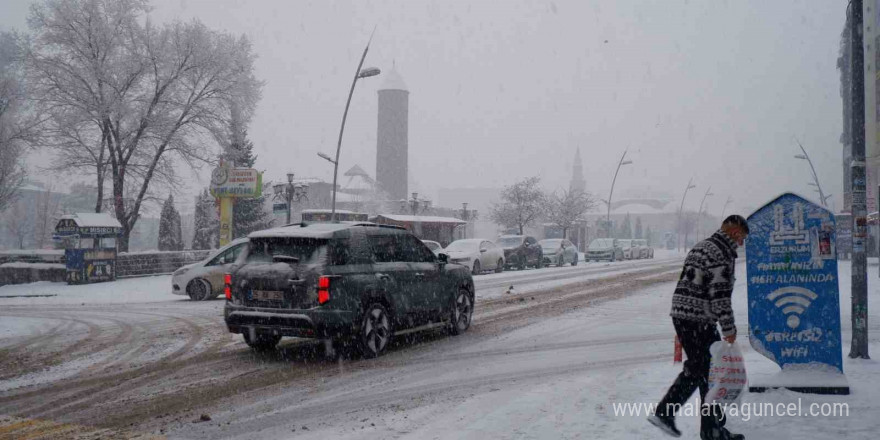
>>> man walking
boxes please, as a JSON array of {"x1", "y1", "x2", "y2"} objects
[{"x1": 647, "y1": 215, "x2": 749, "y2": 440}]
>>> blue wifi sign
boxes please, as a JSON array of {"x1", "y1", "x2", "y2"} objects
[{"x1": 746, "y1": 193, "x2": 843, "y2": 372}]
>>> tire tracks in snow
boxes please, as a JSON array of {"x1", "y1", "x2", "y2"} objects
[{"x1": 0, "y1": 260, "x2": 683, "y2": 437}]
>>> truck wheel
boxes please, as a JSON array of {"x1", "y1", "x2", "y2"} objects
[
  {"x1": 243, "y1": 330, "x2": 281, "y2": 351},
  {"x1": 449, "y1": 289, "x2": 473, "y2": 335},
  {"x1": 357, "y1": 303, "x2": 392, "y2": 358}
]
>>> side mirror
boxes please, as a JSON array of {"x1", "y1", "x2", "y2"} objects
[{"x1": 437, "y1": 253, "x2": 449, "y2": 264}]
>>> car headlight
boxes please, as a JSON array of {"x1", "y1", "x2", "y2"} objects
[{"x1": 174, "y1": 267, "x2": 190, "y2": 276}]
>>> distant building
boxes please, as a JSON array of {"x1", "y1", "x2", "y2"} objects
[
  {"x1": 376, "y1": 66, "x2": 409, "y2": 201},
  {"x1": 569, "y1": 147, "x2": 586, "y2": 193}
]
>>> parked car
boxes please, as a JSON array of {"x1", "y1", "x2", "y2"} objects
[
  {"x1": 496, "y1": 235, "x2": 543, "y2": 270},
  {"x1": 172, "y1": 238, "x2": 250, "y2": 301},
  {"x1": 224, "y1": 222, "x2": 475, "y2": 358},
  {"x1": 634, "y1": 239, "x2": 654, "y2": 259},
  {"x1": 538, "y1": 238, "x2": 578, "y2": 266},
  {"x1": 421, "y1": 240, "x2": 443, "y2": 255},
  {"x1": 585, "y1": 238, "x2": 623, "y2": 262},
  {"x1": 618, "y1": 239, "x2": 638, "y2": 260},
  {"x1": 444, "y1": 238, "x2": 505, "y2": 274}
]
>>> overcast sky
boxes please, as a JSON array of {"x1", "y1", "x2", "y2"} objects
[{"x1": 1, "y1": 0, "x2": 847, "y2": 217}]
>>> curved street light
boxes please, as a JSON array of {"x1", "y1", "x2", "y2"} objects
[
  {"x1": 697, "y1": 187, "x2": 714, "y2": 240},
  {"x1": 605, "y1": 150, "x2": 633, "y2": 237},
  {"x1": 677, "y1": 178, "x2": 696, "y2": 252},
  {"x1": 794, "y1": 138, "x2": 827, "y2": 207},
  {"x1": 329, "y1": 28, "x2": 380, "y2": 223},
  {"x1": 317, "y1": 152, "x2": 336, "y2": 165}
]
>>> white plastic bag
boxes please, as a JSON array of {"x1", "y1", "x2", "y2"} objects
[{"x1": 705, "y1": 341, "x2": 747, "y2": 405}]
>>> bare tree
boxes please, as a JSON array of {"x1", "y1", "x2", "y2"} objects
[
  {"x1": 24, "y1": 0, "x2": 261, "y2": 251},
  {"x1": 545, "y1": 188, "x2": 597, "y2": 239},
  {"x1": 490, "y1": 177, "x2": 546, "y2": 235},
  {"x1": 0, "y1": 32, "x2": 36, "y2": 213}
]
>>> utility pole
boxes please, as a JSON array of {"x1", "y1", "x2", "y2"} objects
[
  {"x1": 677, "y1": 178, "x2": 696, "y2": 252},
  {"x1": 849, "y1": 0, "x2": 869, "y2": 359}
]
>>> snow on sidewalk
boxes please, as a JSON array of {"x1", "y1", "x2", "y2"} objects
[
  {"x1": 306, "y1": 260, "x2": 879, "y2": 440},
  {"x1": 0, "y1": 275, "x2": 180, "y2": 306}
]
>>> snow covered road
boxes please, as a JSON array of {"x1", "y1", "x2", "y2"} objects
[
  {"x1": 1, "y1": 254, "x2": 878, "y2": 439},
  {"x1": 0, "y1": 254, "x2": 681, "y2": 438}
]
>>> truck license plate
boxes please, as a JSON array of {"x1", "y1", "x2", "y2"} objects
[{"x1": 252, "y1": 290, "x2": 283, "y2": 301}]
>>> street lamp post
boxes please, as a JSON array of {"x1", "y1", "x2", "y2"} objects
[
  {"x1": 697, "y1": 187, "x2": 714, "y2": 240},
  {"x1": 329, "y1": 31, "x2": 381, "y2": 223},
  {"x1": 677, "y1": 178, "x2": 696, "y2": 252},
  {"x1": 606, "y1": 150, "x2": 633, "y2": 238},
  {"x1": 794, "y1": 138, "x2": 828, "y2": 208},
  {"x1": 273, "y1": 173, "x2": 309, "y2": 224},
  {"x1": 400, "y1": 192, "x2": 431, "y2": 215}
]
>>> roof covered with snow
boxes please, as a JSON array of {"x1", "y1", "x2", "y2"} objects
[
  {"x1": 344, "y1": 165, "x2": 371, "y2": 178},
  {"x1": 374, "y1": 214, "x2": 466, "y2": 225},
  {"x1": 60, "y1": 213, "x2": 122, "y2": 228}
]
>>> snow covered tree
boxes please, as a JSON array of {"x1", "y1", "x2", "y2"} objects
[
  {"x1": 0, "y1": 32, "x2": 34, "y2": 213},
  {"x1": 618, "y1": 213, "x2": 632, "y2": 239},
  {"x1": 545, "y1": 188, "x2": 597, "y2": 239},
  {"x1": 490, "y1": 177, "x2": 546, "y2": 235},
  {"x1": 158, "y1": 195, "x2": 183, "y2": 251},
  {"x1": 191, "y1": 189, "x2": 218, "y2": 250},
  {"x1": 24, "y1": 0, "x2": 262, "y2": 251},
  {"x1": 634, "y1": 217, "x2": 643, "y2": 239}
]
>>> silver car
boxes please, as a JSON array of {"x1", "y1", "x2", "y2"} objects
[
  {"x1": 172, "y1": 238, "x2": 249, "y2": 301},
  {"x1": 539, "y1": 238, "x2": 578, "y2": 266},
  {"x1": 444, "y1": 238, "x2": 505, "y2": 274},
  {"x1": 634, "y1": 239, "x2": 654, "y2": 259},
  {"x1": 585, "y1": 238, "x2": 624, "y2": 262}
]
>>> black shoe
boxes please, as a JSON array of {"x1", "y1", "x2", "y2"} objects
[
  {"x1": 647, "y1": 414, "x2": 681, "y2": 437},
  {"x1": 701, "y1": 427, "x2": 744, "y2": 440}
]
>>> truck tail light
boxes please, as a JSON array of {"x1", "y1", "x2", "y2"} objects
[
  {"x1": 224, "y1": 273, "x2": 232, "y2": 300},
  {"x1": 317, "y1": 276, "x2": 331, "y2": 304}
]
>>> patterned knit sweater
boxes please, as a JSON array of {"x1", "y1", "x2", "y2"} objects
[{"x1": 670, "y1": 230, "x2": 739, "y2": 337}]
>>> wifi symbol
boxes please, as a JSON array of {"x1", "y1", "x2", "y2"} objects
[{"x1": 767, "y1": 287, "x2": 818, "y2": 329}]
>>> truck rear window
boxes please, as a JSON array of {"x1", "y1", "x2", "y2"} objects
[{"x1": 247, "y1": 238, "x2": 328, "y2": 265}]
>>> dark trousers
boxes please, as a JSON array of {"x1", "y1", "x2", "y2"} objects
[{"x1": 657, "y1": 318, "x2": 725, "y2": 434}]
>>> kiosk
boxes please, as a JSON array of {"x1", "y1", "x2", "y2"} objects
[{"x1": 53, "y1": 213, "x2": 122, "y2": 284}]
